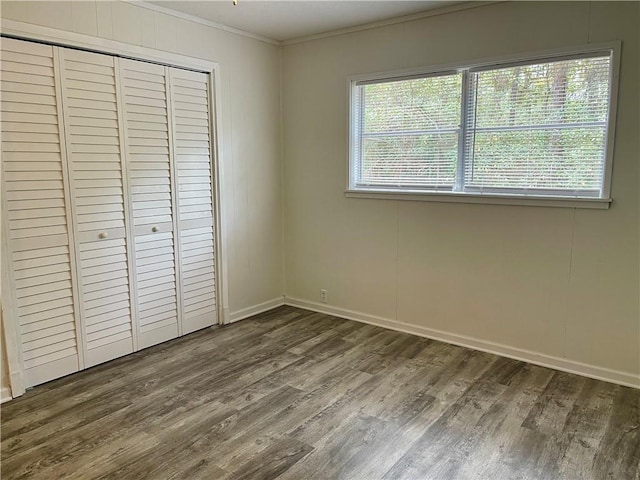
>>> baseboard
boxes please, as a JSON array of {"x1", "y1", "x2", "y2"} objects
[
  {"x1": 220, "y1": 305, "x2": 231, "y2": 325},
  {"x1": 1, "y1": 386, "x2": 12, "y2": 403},
  {"x1": 284, "y1": 297, "x2": 640, "y2": 389},
  {"x1": 228, "y1": 297, "x2": 285, "y2": 324}
]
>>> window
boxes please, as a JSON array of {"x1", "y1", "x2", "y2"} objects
[{"x1": 348, "y1": 44, "x2": 619, "y2": 207}]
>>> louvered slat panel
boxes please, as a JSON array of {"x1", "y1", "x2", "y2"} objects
[
  {"x1": 170, "y1": 68, "x2": 217, "y2": 334},
  {"x1": 60, "y1": 48, "x2": 134, "y2": 367},
  {"x1": 121, "y1": 59, "x2": 180, "y2": 348},
  {"x1": 1, "y1": 38, "x2": 81, "y2": 387}
]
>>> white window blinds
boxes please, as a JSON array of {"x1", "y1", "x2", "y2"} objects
[
  {"x1": 350, "y1": 47, "x2": 616, "y2": 201},
  {"x1": 464, "y1": 55, "x2": 611, "y2": 195},
  {"x1": 355, "y1": 73, "x2": 462, "y2": 189}
]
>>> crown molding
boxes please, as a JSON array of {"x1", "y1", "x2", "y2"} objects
[
  {"x1": 1, "y1": 1, "x2": 501, "y2": 48},
  {"x1": 127, "y1": 1, "x2": 501, "y2": 48},
  {"x1": 125, "y1": 0, "x2": 281, "y2": 46},
  {"x1": 282, "y1": 1, "x2": 501, "y2": 46}
]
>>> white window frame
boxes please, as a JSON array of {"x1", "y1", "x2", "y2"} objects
[{"x1": 347, "y1": 42, "x2": 621, "y2": 209}]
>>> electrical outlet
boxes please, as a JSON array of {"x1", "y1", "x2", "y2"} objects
[{"x1": 320, "y1": 289, "x2": 327, "y2": 303}]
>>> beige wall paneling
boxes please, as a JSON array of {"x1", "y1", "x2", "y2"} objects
[
  {"x1": 169, "y1": 67, "x2": 218, "y2": 334},
  {"x1": 119, "y1": 58, "x2": 182, "y2": 349},
  {"x1": 58, "y1": 47, "x2": 136, "y2": 368},
  {"x1": 2, "y1": 0, "x2": 284, "y2": 324},
  {"x1": 1, "y1": 37, "x2": 83, "y2": 388},
  {"x1": 282, "y1": 1, "x2": 640, "y2": 386}
]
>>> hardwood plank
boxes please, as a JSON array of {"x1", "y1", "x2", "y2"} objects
[
  {"x1": 226, "y1": 436, "x2": 313, "y2": 480},
  {"x1": 522, "y1": 371, "x2": 588, "y2": 435},
  {"x1": 278, "y1": 414, "x2": 390, "y2": 480},
  {"x1": 592, "y1": 386, "x2": 640, "y2": 479},
  {"x1": 450, "y1": 364, "x2": 555, "y2": 479},
  {"x1": 1, "y1": 307, "x2": 637, "y2": 480}
]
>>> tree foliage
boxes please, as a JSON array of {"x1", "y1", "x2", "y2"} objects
[{"x1": 358, "y1": 56, "x2": 611, "y2": 192}]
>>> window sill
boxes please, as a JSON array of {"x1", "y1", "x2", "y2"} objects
[{"x1": 345, "y1": 190, "x2": 612, "y2": 209}]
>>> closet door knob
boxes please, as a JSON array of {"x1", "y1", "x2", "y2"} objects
[
  {"x1": 151, "y1": 226, "x2": 159, "y2": 233},
  {"x1": 98, "y1": 232, "x2": 108, "y2": 239}
]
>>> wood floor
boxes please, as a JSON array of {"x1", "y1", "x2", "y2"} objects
[{"x1": 2, "y1": 306, "x2": 639, "y2": 480}]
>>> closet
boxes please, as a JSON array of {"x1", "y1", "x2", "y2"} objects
[{"x1": 1, "y1": 37, "x2": 218, "y2": 388}]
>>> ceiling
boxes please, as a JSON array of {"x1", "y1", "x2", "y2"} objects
[{"x1": 147, "y1": 1, "x2": 464, "y2": 43}]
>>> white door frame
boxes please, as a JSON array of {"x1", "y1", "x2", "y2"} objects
[{"x1": 0, "y1": 20, "x2": 230, "y2": 398}]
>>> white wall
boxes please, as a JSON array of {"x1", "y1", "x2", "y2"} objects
[
  {"x1": 282, "y1": 1, "x2": 639, "y2": 381},
  {"x1": 0, "y1": 1, "x2": 284, "y2": 318}
]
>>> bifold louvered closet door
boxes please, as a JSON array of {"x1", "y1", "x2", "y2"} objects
[
  {"x1": 170, "y1": 68, "x2": 217, "y2": 335},
  {"x1": 1, "y1": 38, "x2": 82, "y2": 387},
  {"x1": 59, "y1": 48, "x2": 136, "y2": 367},
  {"x1": 119, "y1": 59, "x2": 181, "y2": 349},
  {"x1": 1, "y1": 37, "x2": 217, "y2": 388}
]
